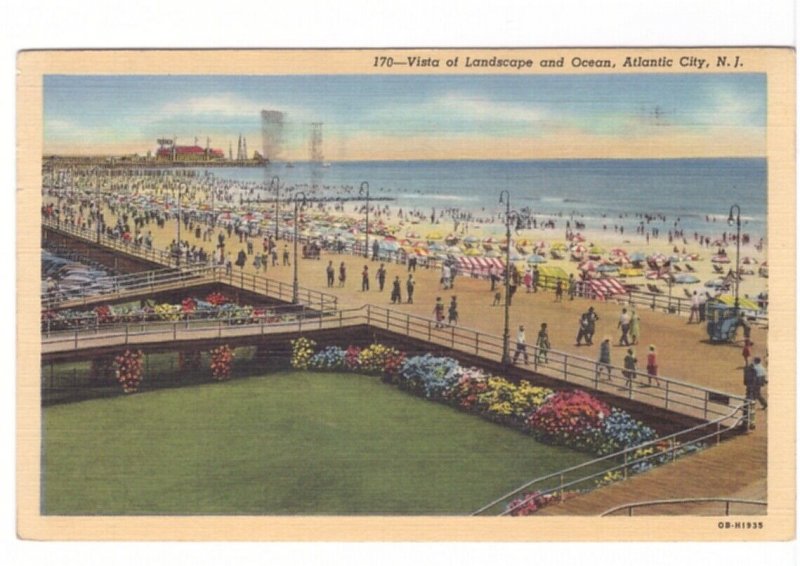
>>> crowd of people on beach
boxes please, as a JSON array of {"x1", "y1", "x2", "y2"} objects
[{"x1": 42, "y1": 165, "x2": 768, "y2": 411}]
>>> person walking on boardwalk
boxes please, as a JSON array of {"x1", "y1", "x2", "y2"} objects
[
  {"x1": 532, "y1": 265, "x2": 540, "y2": 293},
  {"x1": 567, "y1": 273, "x2": 577, "y2": 300},
  {"x1": 282, "y1": 244, "x2": 290, "y2": 266},
  {"x1": 555, "y1": 279, "x2": 564, "y2": 302},
  {"x1": 645, "y1": 345, "x2": 661, "y2": 387},
  {"x1": 441, "y1": 263, "x2": 451, "y2": 290},
  {"x1": 744, "y1": 358, "x2": 768, "y2": 428},
  {"x1": 535, "y1": 322, "x2": 551, "y2": 364},
  {"x1": 618, "y1": 307, "x2": 631, "y2": 346},
  {"x1": 742, "y1": 339, "x2": 753, "y2": 367},
  {"x1": 391, "y1": 276, "x2": 402, "y2": 304},
  {"x1": 433, "y1": 297, "x2": 445, "y2": 328},
  {"x1": 376, "y1": 263, "x2": 387, "y2": 292},
  {"x1": 361, "y1": 265, "x2": 370, "y2": 291},
  {"x1": 338, "y1": 261, "x2": 347, "y2": 288},
  {"x1": 629, "y1": 306, "x2": 641, "y2": 345},
  {"x1": 576, "y1": 306, "x2": 599, "y2": 346},
  {"x1": 512, "y1": 324, "x2": 529, "y2": 365},
  {"x1": 749, "y1": 357, "x2": 768, "y2": 410},
  {"x1": 406, "y1": 274, "x2": 415, "y2": 304},
  {"x1": 523, "y1": 269, "x2": 533, "y2": 293},
  {"x1": 596, "y1": 337, "x2": 612, "y2": 381},
  {"x1": 688, "y1": 290, "x2": 701, "y2": 323},
  {"x1": 326, "y1": 260, "x2": 335, "y2": 288},
  {"x1": 622, "y1": 348, "x2": 637, "y2": 390},
  {"x1": 448, "y1": 296, "x2": 459, "y2": 325}
]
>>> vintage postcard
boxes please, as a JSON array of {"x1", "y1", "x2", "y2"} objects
[{"x1": 16, "y1": 48, "x2": 795, "y2": 541}]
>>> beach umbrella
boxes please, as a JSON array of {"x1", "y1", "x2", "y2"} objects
[
  {"x1": 674, "y1": 273, "x2": 700, "y2": 284},
  {"x1": 526, "y1": 254, "x2": 547, "y2": 264},
  {"x1": 445, "y1": 234, "x2": 460, "y2": 245},
  {"x1": 405, "y1": 231, "x2": 420, "y2": 239},
  {"x1": 464, "y1": 247, "x2": 483, "y2": 257},
  {"x1": 463, "y1": 235, "x2": 480, "y2": 244},
  {"x1": 551, "y1": 242, "x2": 567, "y2": 251},
  {"x1": 629, "y1": 251, "x2": 647, "y2": 263},
  {"x1": 483, "y1": 236, "x2": 498, "y2": 244},
  {"x1": 508, "y1": 250, "x2": 524, "y2": 261},
  {"x1": 446, "y1": 245, "x2": 463, "y2": 255},
  {"x1": 704, "y1": 278, "x2": 725, "y2": 288},
  {"x1": 485, "y1": 250, "x2": 501, "y2": 258},
  {"x1": 596, "y1": 263, "x2": 619, "y2": 273},
  {"x1": 579, "y1": 260, "x2": 598, "y2": 272},
  {"x1": 741, "y1": 256, "x2": 758, "y2": 265},
  {"x1": 589, "y1": 245, "x2": 606, "y2": 254},
  {"x1": 711, "y1": 255, "x2": 731, "y2": 264},
  {"x1": 429, "y1": 242, "x2": 446, "y2": 252},
  {"x1": 426, "y1": 231, "x2": 444, "y2": 241}
]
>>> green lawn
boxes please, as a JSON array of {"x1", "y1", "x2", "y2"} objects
[{"x1": 43, "y1": 371, "x2": 599, "y2": 515}]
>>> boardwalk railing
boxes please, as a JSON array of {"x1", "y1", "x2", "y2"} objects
[
  {"x1": 42, "y1": 219, "x2": 338, "y2": 313},
  {"x1": 470, "y1": 408, "x2": 748, "y2": 516},
  {"x1": 42, "y1": 265, "x2": 214, "y2": 309},
  {"x1": 43, "y1": 303, "x2": 749, "y2": 427},
  {"x1": 600, "y1": 497, "x2": 767, "y2": 517},
  {"x1": 43, "y1": 217, "x2": 178, "y2": 266}
]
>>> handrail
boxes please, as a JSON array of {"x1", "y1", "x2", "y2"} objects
[
  {"x1": 600, "y1": 497, "x2": 767, "y2": 517},
  {"x1": 472, "y1": 405, "x2": 748, "y2": 516},
  {"x1": 42, "y1": 219, "x2": 338, "y2": 312},
  {"x1": 44, "y1": 302, "x2": 747, "y2": 425}
]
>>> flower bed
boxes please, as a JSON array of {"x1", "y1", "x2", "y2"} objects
[
  {"x1": 210, "y1": 345, "x2": 235, "y2": 381},
  {"x1": 289, "y1": 339, "x2": 699, "y2": 514},
  {"x1": 114, "y1": 349, "x2": 144, "y2": 393},
  {"x1": 42, "y1": 294, "x2": 290, "y2": 331}
]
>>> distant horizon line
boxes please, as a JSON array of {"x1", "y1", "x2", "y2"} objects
[{"x1": 42, "y1": 155, "x2": 766, "y2": 162}]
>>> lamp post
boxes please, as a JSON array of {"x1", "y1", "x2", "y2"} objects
[
  {"x1": 728, "y1": 204, "x2": 741, "y2": 314},
  {"x1": 176, "y1": 184, "x2": 183, "y2": 267},
  {"x1": 360, "y1": 181, "x2": 370, "y2": 258},
  {"x1": 292, "y1": 191, "x2": 307, "y2": 304},
  {"x1": 271, "y1": 176, "x2": 281, "y2": 241},
  {"x1": 95, "y1": 181, "x2": 101, "y2": 244},
  {"x1": 499, "y1": 190, "x2": 513, "y2": 366}
]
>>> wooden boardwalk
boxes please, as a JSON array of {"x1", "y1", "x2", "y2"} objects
[{"x1": 42, "y1": 220, "x2": 770, "y2": 515}]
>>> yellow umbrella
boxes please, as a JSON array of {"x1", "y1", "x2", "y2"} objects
[
  {"x1": 426, "y1": 231, "x2": 444, "y2": 241},
  {"x1": 717, "y1": 294, "x2": 760, "y2": 311},
  {"x1": 465, "y1": 247, "x2": 483, "y2": 256}
]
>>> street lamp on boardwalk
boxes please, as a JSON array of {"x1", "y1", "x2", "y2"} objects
[
  {"x1": 727, "y1": 204, "x2": 741, "y2": 314},
  {"x1": 176, "y1": 183, "x2": 185, "y2": 268},
  {"x1": 292, "y1": 191, "x2": 307, "y2": 304},
  {"x1": 95, "y1": 181, "x2": 101, "y2": 244},
  {"x1": 271, "y1": 176, "x2": 281, "y2": 241},
  {"x1": 499, "y1": 190, "x2": 528, "y2": 367},
  {"x1": 359, "y1": 181, "x2": 370, "y2": 258}
]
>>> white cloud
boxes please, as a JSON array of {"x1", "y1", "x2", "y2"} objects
[{"x1": 158, "y1": 93, "x2": 312, "y2": 122}]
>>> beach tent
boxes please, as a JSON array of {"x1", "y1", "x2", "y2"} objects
[
  {"x1": 456, "y1": 256, "x2": 504, "y2": 278},
  {"x1": 585, "y1": 277, "x2": 628, "y2": 301},
  {"x1": 711, "y1": 255, "x2": 731, "y2": 264},
  {"x1": 526, "y1": 254, "x2": 547, "y2": 264}
]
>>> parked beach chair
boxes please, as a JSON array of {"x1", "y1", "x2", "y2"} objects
[
  {"x1": 683, "y1": 288, "x2": 693, "y2": 299},
  {"x1": 713, "y1": 264, "x2": 724, "y2": 274},
  {"x1": 673, "y1": 265, "x2": 682, "y2": 272},
  {"x1": 685, "y1": 263, "x2": 696, "y2": 272},
  {"x1": 648, "y1": 284, "x2": 664, "y2": 294}
]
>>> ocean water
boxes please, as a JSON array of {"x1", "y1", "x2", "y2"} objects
[{"x1": 194, "y1": 159, "x2": 767, "y2": 238}]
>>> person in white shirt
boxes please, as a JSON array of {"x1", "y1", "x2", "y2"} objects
[
  {"x1": 618, "y1": 308, "x2": 631, "y2": 346},
  {"x1": 512, "y1": 324, "x2": 529, "y2": 364}
]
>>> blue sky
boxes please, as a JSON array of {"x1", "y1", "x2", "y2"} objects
[{"x1": 43, "y1": 73, "x2": 766, "y2": 159}]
